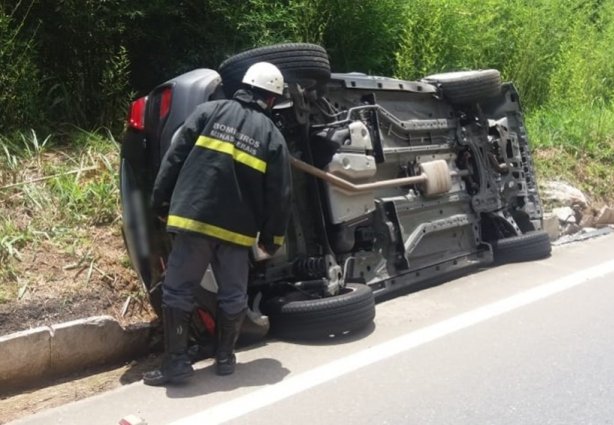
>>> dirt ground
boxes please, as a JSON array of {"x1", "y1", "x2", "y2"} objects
[
  {"x1": 0, "y1": 225, "x2": 157, "y2": 335},
  {"x1": 0, "y1": 354, "x2": 162, "y2": 423},
  {"x1": 0, "y1": 224, "x2": 160, "y2": 423}
]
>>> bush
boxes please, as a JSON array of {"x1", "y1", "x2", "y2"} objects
[
  {"x1": 320, "y1": 0, "x2": 406, "y2": 74},
  {"x1": 548, "y1": 0, "x2": 614, "y2": 108},
  {"x1": 392, "y1": 0, "x2": 585, "y2": 110},
  {"x1": 124, "y1": 0, "x2": 406, "y2": 93},
  {"x1": 0, "y1": 3, "x2": 42, "y2": 131},
  {"x1": 6, "y1": 0, "x2": 133, "y2": 133},
  {"x1": 394, "y1": 0, "x2": 511, "y2": 81},
  {"x1": 2, "y1": 0, "x2": 614, "y2": 143}
]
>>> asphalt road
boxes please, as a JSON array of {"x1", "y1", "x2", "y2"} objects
[{"x1": 10, "y1": 232, "x2": 614, "y2": 425}]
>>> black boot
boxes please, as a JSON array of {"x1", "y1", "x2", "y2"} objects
[
  {"x1": 187, "y1": 342, "x2": 217, "y2": 364},
  {"x1": 215, "y1": 309, "x2": 246, "y2": 376},
  {"x1": 143, "y1": 307, "x2": 194, "y2": 386}
]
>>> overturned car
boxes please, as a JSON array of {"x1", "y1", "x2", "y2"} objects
[{"x1": 120, "y1": 43, "x2": 550, "y2": 344}]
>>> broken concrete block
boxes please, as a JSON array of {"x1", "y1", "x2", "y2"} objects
[
  {"x1": 553, "y1": 206, "x2": 576, "y2": 223},
  {"x1": 580, "y1": 210, "x2": 597, "y2": 228},
  {"x1": 595, "y1": 206, "x2": 614, "y2": 227},
  {"x1": 562, "y1": 223, "x2": 582, "y2": 235},
  {"x1": 542, "y1": 213, "x2": 560, "y2": 241}
]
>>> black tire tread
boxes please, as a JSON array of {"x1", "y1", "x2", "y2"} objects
[
  {"x1": 493, "y1": 230, "x2": 552, "y2": 264},
  {"x1": 218, "y1": 43, "x2": 331, "y2": 96},
  {"x1": 422, "y1": 69, "x2": 502, "y2": 104},
  {"x1": 219, "y1": 43, "x2": 329, "y2": 68},
  {"x1": 264, "y1": 284, "x2": 375, "y2": 340}
]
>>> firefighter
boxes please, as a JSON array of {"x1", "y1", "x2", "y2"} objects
[{"x1": 144, "y1": 62, "x2": 292, "y2": 386}]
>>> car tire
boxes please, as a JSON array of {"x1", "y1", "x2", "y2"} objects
[
  {"x1": 492, "y1": 230, "x2": 552, "y2": 264},
  {"x1": 218, "y1": 43, "x2": 331, "y2": 96},
  {"x1": 422, "y1": 69, "x2": 502, "y2": 104},
  {"x1": 262, "y1": 283, "x2": 376, "y2": 340}
]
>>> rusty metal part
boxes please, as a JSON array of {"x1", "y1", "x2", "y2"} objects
[{"x1": 290, "y1": 157, "x2": 460, "y2": 195}]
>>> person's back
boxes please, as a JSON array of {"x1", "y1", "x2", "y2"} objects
[
  {"x1": 159, "y1": 89, "x2": 290, "y2": 252},
  {"x1": 145, "y1": 62, "x2": 291, "y2": 386}
]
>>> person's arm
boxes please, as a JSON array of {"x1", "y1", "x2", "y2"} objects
[
  {"x1": 259, "y1": 129, "x2": 292, "y2": 255},
  {"x1": 151, "y1": 104, "x2": 209, "y2": 216}
]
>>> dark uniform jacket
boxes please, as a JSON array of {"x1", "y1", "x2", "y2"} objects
[{"x1": 152, "y1": 89, "x2": 292, "y2": 253}]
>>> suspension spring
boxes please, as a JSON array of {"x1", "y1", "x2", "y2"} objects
[{"x1": 293, "y1": 257, "x2": 327, "y2": 279}]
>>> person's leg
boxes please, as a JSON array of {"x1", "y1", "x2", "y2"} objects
[
  {"x1": 161, "y1": 233, "x2": 214, "y2": 312},
  {"x1": 211, "y1": 242, "x2": 249, "y2": 376},
  {"x1": 144, "y1": 233, "x2": 213, "y2": 386}
]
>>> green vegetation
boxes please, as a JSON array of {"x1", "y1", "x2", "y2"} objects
[
  {"x1": 3, "y1": 0, "x2": 612, "y2": 130},
  {"x1": 1, "y1": 0, "x2": 614, "y2": 301},
  {"x1": 0, "y1": 3, "x2": 41, "y2": 130},
  {"x1": 0, "y1": 130, "x2": 121, "y2": 302},
  {"x1": 527, "y1": 105, "x2": 614, "y2": 201},
  {"x1": 393, "y1": 0, "x2": 614, "y2": 202}
]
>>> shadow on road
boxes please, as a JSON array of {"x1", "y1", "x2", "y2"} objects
[
  {"x1": 164, "y1": 357, "x2": 290, "y2": 398},
  {"x1": 117, "y1": 319, "x2": 376, "y2": 394}
]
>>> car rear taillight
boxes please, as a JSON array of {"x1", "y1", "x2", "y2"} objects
[
  {"x1": 128, "y1": 96, "x2": 147, "y2": 130},
  {"x1": 159, "y1": 87, "x2": 172, "y2": 119}
]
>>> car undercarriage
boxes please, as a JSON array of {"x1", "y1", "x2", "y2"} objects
[{"x1": 120, "y1": 43, "x2": 550, "y2": 344}]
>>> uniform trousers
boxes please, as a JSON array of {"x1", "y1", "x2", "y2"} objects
[{"x1": 162, "y1": 232, "x2": 249, "y2": 315}]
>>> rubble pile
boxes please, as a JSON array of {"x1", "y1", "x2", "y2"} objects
[{"x1": 541, "y1": 181, "x2": 614, "y2": 243}]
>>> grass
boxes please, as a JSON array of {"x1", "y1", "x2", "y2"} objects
[
  {"x1": 1, "y1": 129, "x2": 119, "y2": 224},
  {"x1": 0, "y1": 129, "x2": 122, "y2": 303},
  {"x1": 526, "y1": 104, "x2": 614, "y2": 204},
  {"x1": 0, "y1": 219, "x2": 31, "y2": 303}
]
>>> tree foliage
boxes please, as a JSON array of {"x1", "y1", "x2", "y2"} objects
[
  {"x1": 0, "y1": 2, "x2": 41, "y2": 132},
  {"x1": 394, "y1": 0, "x2": 614, "y2": 111},
  {"x1": 0, "y1": 0, "x2": 613, "y2": 134}
]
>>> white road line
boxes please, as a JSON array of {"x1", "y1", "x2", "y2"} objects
[{"x1": 169, "y1": 260, "x2": 614, "y2": 425}]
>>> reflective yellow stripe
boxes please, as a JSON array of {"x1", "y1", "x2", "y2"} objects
[
  {"x1": 167, "y1": 215, "x2": 256, "y2": 247},
  {"x1": 273, "y1": 235, "x2": 285, "y2": 245},
  {"x1": 196, "y1": 136, "x2": 267, "y2": 173},
  {"x1": 196, "y1": 136, "x2": 234, "y2": 155},
  {"x1": 234, "y1": 150, "x2": 267, "y2": 173}
]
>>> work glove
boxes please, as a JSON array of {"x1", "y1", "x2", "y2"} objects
[{"x1": 257, "y1": 234, "x2": 280, "y2": 256}]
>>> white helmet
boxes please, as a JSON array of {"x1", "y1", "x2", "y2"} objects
[{"x1": 242, "y1": 62, "x2": 284, "y2": 96}]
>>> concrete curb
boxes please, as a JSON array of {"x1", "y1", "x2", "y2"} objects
[{"x1": 0, "y1": 316, "x2": 153, "y2": 391}]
